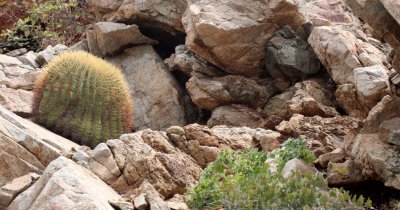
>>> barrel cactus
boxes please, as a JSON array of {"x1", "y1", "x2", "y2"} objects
[{"x1": 32, "y1": 51, "x2": 133, "y2": 148}]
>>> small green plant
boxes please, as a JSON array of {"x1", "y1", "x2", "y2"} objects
[
  {"x1": 1, "y1": 0, "x2": 91, "y2": 52},
  {"x1": 186, "y1": 139, "x2": 372, "y2": 209},
  {"x1": 33, "y1": 51, "x2": 133, "y2": 148}
]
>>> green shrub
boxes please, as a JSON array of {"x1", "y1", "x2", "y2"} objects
[
  {"x1": 33, "y1": 51, "x2": 133, "y2": 148},
  {"x1": 186, "y1": 138, "x2": 372, "y2": 210},
  {"x1": 1, "y1": 0, "x2": 91, "y2": 52}
]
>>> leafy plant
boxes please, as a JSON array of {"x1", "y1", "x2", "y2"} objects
[
  {"x1": 0, "y1": 0, "x2": 92, "y2": 52},
  {"x1": 186, "y1": 139, "x2": 372, "y2": 209},
  {"x1": 33, "y1": 51, "x2": 133, "y2": 148}
]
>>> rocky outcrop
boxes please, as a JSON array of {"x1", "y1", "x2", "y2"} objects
[
  {"x1": 207, "y1": 105, "x2": 265, "y2": 129},
  {"x1": 108, "y1": 45, "x2": 189, "y2": 131},
  {"x1": 186, "y1": 74, "x2": 276, "y2": 110},
  {"x1": 8, "y1": 157, "x2": 123, "y2": 210}
]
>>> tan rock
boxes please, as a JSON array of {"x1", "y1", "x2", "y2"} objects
[
  {"x1": 0, "y1": 62, "x2": 41, "y2": 91},
  {"x1": 379, "y1": 117, "x2": 400, "y2": 146},
  {"x1": 0, "y1": 173, "x2": 40, "y2": 208},
  {"x1": 8, "y1": 157, "x2": 123, "y2": 210},
  {"x1": 0, "y1": 87, "x2": 33, "y2": 117},
  {"x1": 186, "y1": 74, "x2": 275, "y2": 110},
  {"x1": 133, "y1": 180, "x2": 169, "y2": 210},
  {"x1": 133, "y1": 193, "x2": 148, "y2": 210},
  {"x1": 326, "y1": 159, "x2": 366, "y2": 185},
  {"x1": 207, "y1": 105, "x2": 265, "y2": 129},
  {"x1": 107, "y1": 45, "x2": 188, "y2": 131},
  {"x1": 282, "y1": 158, "x2": 318, "y2": 179}
]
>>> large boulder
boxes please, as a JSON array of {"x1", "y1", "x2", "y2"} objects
[
  {"x1": 7, "y1": 157, "x2": 123, "y2": 210},
  {"x1": 207, "y1": 105, "x2": 265, "y2": 129},
  {"x1": 0, "y1": 105, "x2": 78, "y2": 188},
  {"x1": 87, "y1": 22, "x2": 157, "y2": 56},
  {"x1": 107, "y1": 45, "x2": 188, "y2": 131},
  {"x1": 182, "y1": 0, "x2": 309, "y2": 75},
  {"x1": 186, "y1": 74, "x2": 276, "y2": 110}
]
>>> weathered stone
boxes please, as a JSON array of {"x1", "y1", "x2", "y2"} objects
[
  {"x1": 0, "y1": 63, "x2": 41, "y2": 91},
  {"x1": 263, "y1": 79, "x2": 338, "y2": 119},
  {"x1": 362, "y1": 95, "x2": 400, "y2": 133},
  {"x1": 108, "y1": 45, "x2": 188, "y2": 131},
  {"x1": 91, "y1": 0, "x2": 123, "y2": 12},
  {"x1": 335, "y1": 84, "x2": 367, "y2": 118},
  {"x1": 0, "y1": 173, "x2": 40, "y2": 208},
  {"x1": 266, "y1": 26, "x2": 320, "y2": 82},
  {"x1": 164, "y1": 45, "x2": 223, "y2": 77},
  {"x1": 89, "y1": 22, "x2": 157, "y2": 56},
  {"x1": 379, "y1": 118, "x2": 400, "y2": 146},
  {"x1": 282, "y1": 158, "x2": 318, "y2": 179},
  {"x1": 326, "y1": 159, "x2": 366, "y2": 186},
  {"x1": 68, "y1": 39, "x2": 89, "y2": 52},
  {"x1": 353, "y1": 65, "x2": 390, "y2": 108},
  {"x1": 0, "y1": 87, "x2": 33, "y2": 117},
  {"x1": 36, "y1": 44, "x2": 69, "y2": 66},
  {"x1": 0, "y1": 105, "x2": 78, "y2": 188},
  {"x1": 5, "y1": 48, "x2": 27, "y2": 57},
  {"x1": 0, "y1": 55, "x2": 23, "y2": 66},
  {"x1": 17, "y1": 51, "x2": 39, "y2": 68},
  {"x1": 109, "y1": 199, "x2": 134, "y2": 210},
  {"x1": 318, "y1": 148, "x2": 346, "y2": 168},
  {"x1": 133, "y1": 193, "x2": 148, "y2": 210},
  {"x1": 186, "y1": 74, "x2": 276, "y2": 110},
  {"x1": 8, "y1": 157, "x2": 123, "y2": 210},
  {"x1": 258, "y1": 130, "x2": 282, "y2": 152},
  {"x1": 134, "y1": 180, "x2": 169, "y2": 210},
  {"x1": 207, "y1": 105, "x2": 265, "y2": 129}
]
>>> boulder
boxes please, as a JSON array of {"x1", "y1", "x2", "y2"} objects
[
  {"x1": 0, "y1": 87, "x2": 33, "y2": 117},
  {"x1": 282, "y1": 158, "x2": 318, "y2": 179},
  {"x1": 87, "y1": 22, "x2": 157, "y2": 56},
  {"x1": 91, "y1": 0, "x2": 187, "y2": 33},
  {"x1": 0, "y1": 173, "x2": 40, "y2": 208},
  {"x1": 8, "y1": 157, "x2": 123, "y2": 210},
  {"x1": 263, "y1": 79, "x2": 338, "y2": 119},
  {"x1": 164, "y1": 45, "x2": 223, "y2": 77},
  {"x1": 132, "y1": 180, "x2": 169, "y2": 210},
  {"x1": 326, "y1": 159, "x2": 366, "y2": 186},
  {"x1": 182, "y1": 0, "x2": 306, "y2": 75},
  {"x1": 106, "y1": 129, "x2": 202, "y2": 198},
  {"x1": 107, "y1": 45, "x2": 188, "y2": 131},
  {"x1": 0, "y1": 62, "x2": 41, "y2": 91},
  {"x1": 0, "y1": 105, "x2": 78, "y2": 188},
  {"x1": 379, "y1": 118, "x2": 400, "y2": 146},
  {"x1": 16, "y1": 51, "x2": 39, "y2": 68},
  {"x1": 207, "y1": 105, "x2": 265, "y2": 129},
  {"x1": 36, "y1": 44, "x2": 69, "y2": 66},
  {"x1": 266, "y1": 26, "x2": 320, "y2": 82},
  {"x1": 186, "y1": 74, "x2": 276, "y2": 110}
]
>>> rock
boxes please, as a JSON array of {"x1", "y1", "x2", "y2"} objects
[
  {"x1": 164, "y1": 45, "x2": 223, "y2": 77},
  {"x1": 258, "y1": 130, "x2": 282, "y2": 152},
  {"x1": 335, "y1": 84, "x2": 367, "y2": 118},
  {"x1": 134, "y1": 180, "x2": 169, "y2": 210},
  {"x1": 91, "y1": 0, "x2": 187, "y2": 33},
  {"x1": 0, "y1": 55, "x2": 23, "y2": 66},
  {"x1": 186, "y1": 74, "x2": 276, "y2": 110},
  {"x1": 263, "y1": 79, "x2": 338, "y2": 119},
  {"x1": 308, "y1": 25, "x2": 386, "y2": 85},
  {"x1": 0, "y1": 105, "x2": 78, "y2": 188},
  {"x1": 281, "y1": 158, "x2": 318, "y2": 179},
  {"x1": 109, "y1": 199, "x2": 134, "y2": 210},
  {"x1": 353, "y1": 65, "x2": 391, "y2": 108},
  {"x1": 88, "y1": 22, "x2": 157, "y2": 56},
  {"x1": 0, "y1": 63, "x2": 41, "y2": 91},
  {"x1": 8, "y1": 157, "x2": 123, "y2": 210},
  {"x1": 318, "y1": 148, "x2": 346, "y2": 168},
  {"x1": 107, "y1": 45, "x2": 188, "y2": 131},
  {"x1": 379, "y1": 118, "x2": 400, "y2": 146},
  {"x1": 0, "y1": 173, "x2": 40, "y2": 208},
  {"x1": 207, "y1": 105, "x2": 265, "y2": 129},
  {"x1": 16, "y1": 51, "x2": 39, "y2": 68},
  {"x1": 166, "y1": 194, "x2": 189, "y2": 210},
  {"x1": 0, "y1": 87, "x2": 33, "y2": 117},
  {"x1": 277, "y1": 114, "x2": 362, "y2": 152},
  {"x1": 108, "y1": 130, "x2": 202, "y2": 198},
  {"x1": 36, "y1": 44, "x2": 69, "y2": 66},
  {"x1": 344, "y1": 0, "x2": 400, "y2": 71},
  {"x1": 5, "y1": 48, "x2": 27, "y2": 57},
  {"x1": 362, "y1": 95, "x2": 400, "y2": 133},
  {"x1": 326, "y1": 159, "x2": 366, "y2": 186},
  {"x1": 133, "y1": 193, "x2": 148, "y2": 210},
  {"x1": 266, "y1": 26, "x2": 320, "y2": 82},
  {"x1": 182, "y1": 0, "x2": 310, "y2": 75},
  {"x1": 68, "y1": 39, "x2": 89, "y2": 52}
]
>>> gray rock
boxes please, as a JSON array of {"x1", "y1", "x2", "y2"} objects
[
  {"x1": 68, "y1": 39, "x2": 89, "y2": 52},
  {"x1": 88, "y1": 22, "x2": 157, "y2": 56},
  {"x1": 16, "y1": 51, "x2": 39, "y2": 68},
  {"x1": 107, "y1": 45, "x2": 188, "y2": 131},
  {"x1": 36, "y1": 44, "x2": 69, "y2": 66},
  {"x1": 379, "y1": 117, "x2": 400, "y2": 146},
  {"x1": 266, "y1": 26, "x2": 320, "y2": 82},
  {"x1": 0, "y1": 87, "x2": 33, "y2": 117},
  {"x1": 0, "y1": 173, "x2": 40, "y2": 208},
  {"x1": 5, "y1": 48, "x2": 27, "y2": 57},
  {"x1": 8, "y1": 157, "x2": 123, "y2": 210},
  {"x1": 133, "y1": 193, "x2": 148, "y2": 210}
]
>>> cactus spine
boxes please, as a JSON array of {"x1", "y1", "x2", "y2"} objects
[{"x1": 33, "y1": 51, "x2": 133, "y2": 148}]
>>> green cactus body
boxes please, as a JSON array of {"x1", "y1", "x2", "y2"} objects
[{"x1": 33, "y1": 51, "x2": 133, "y2": 148}]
